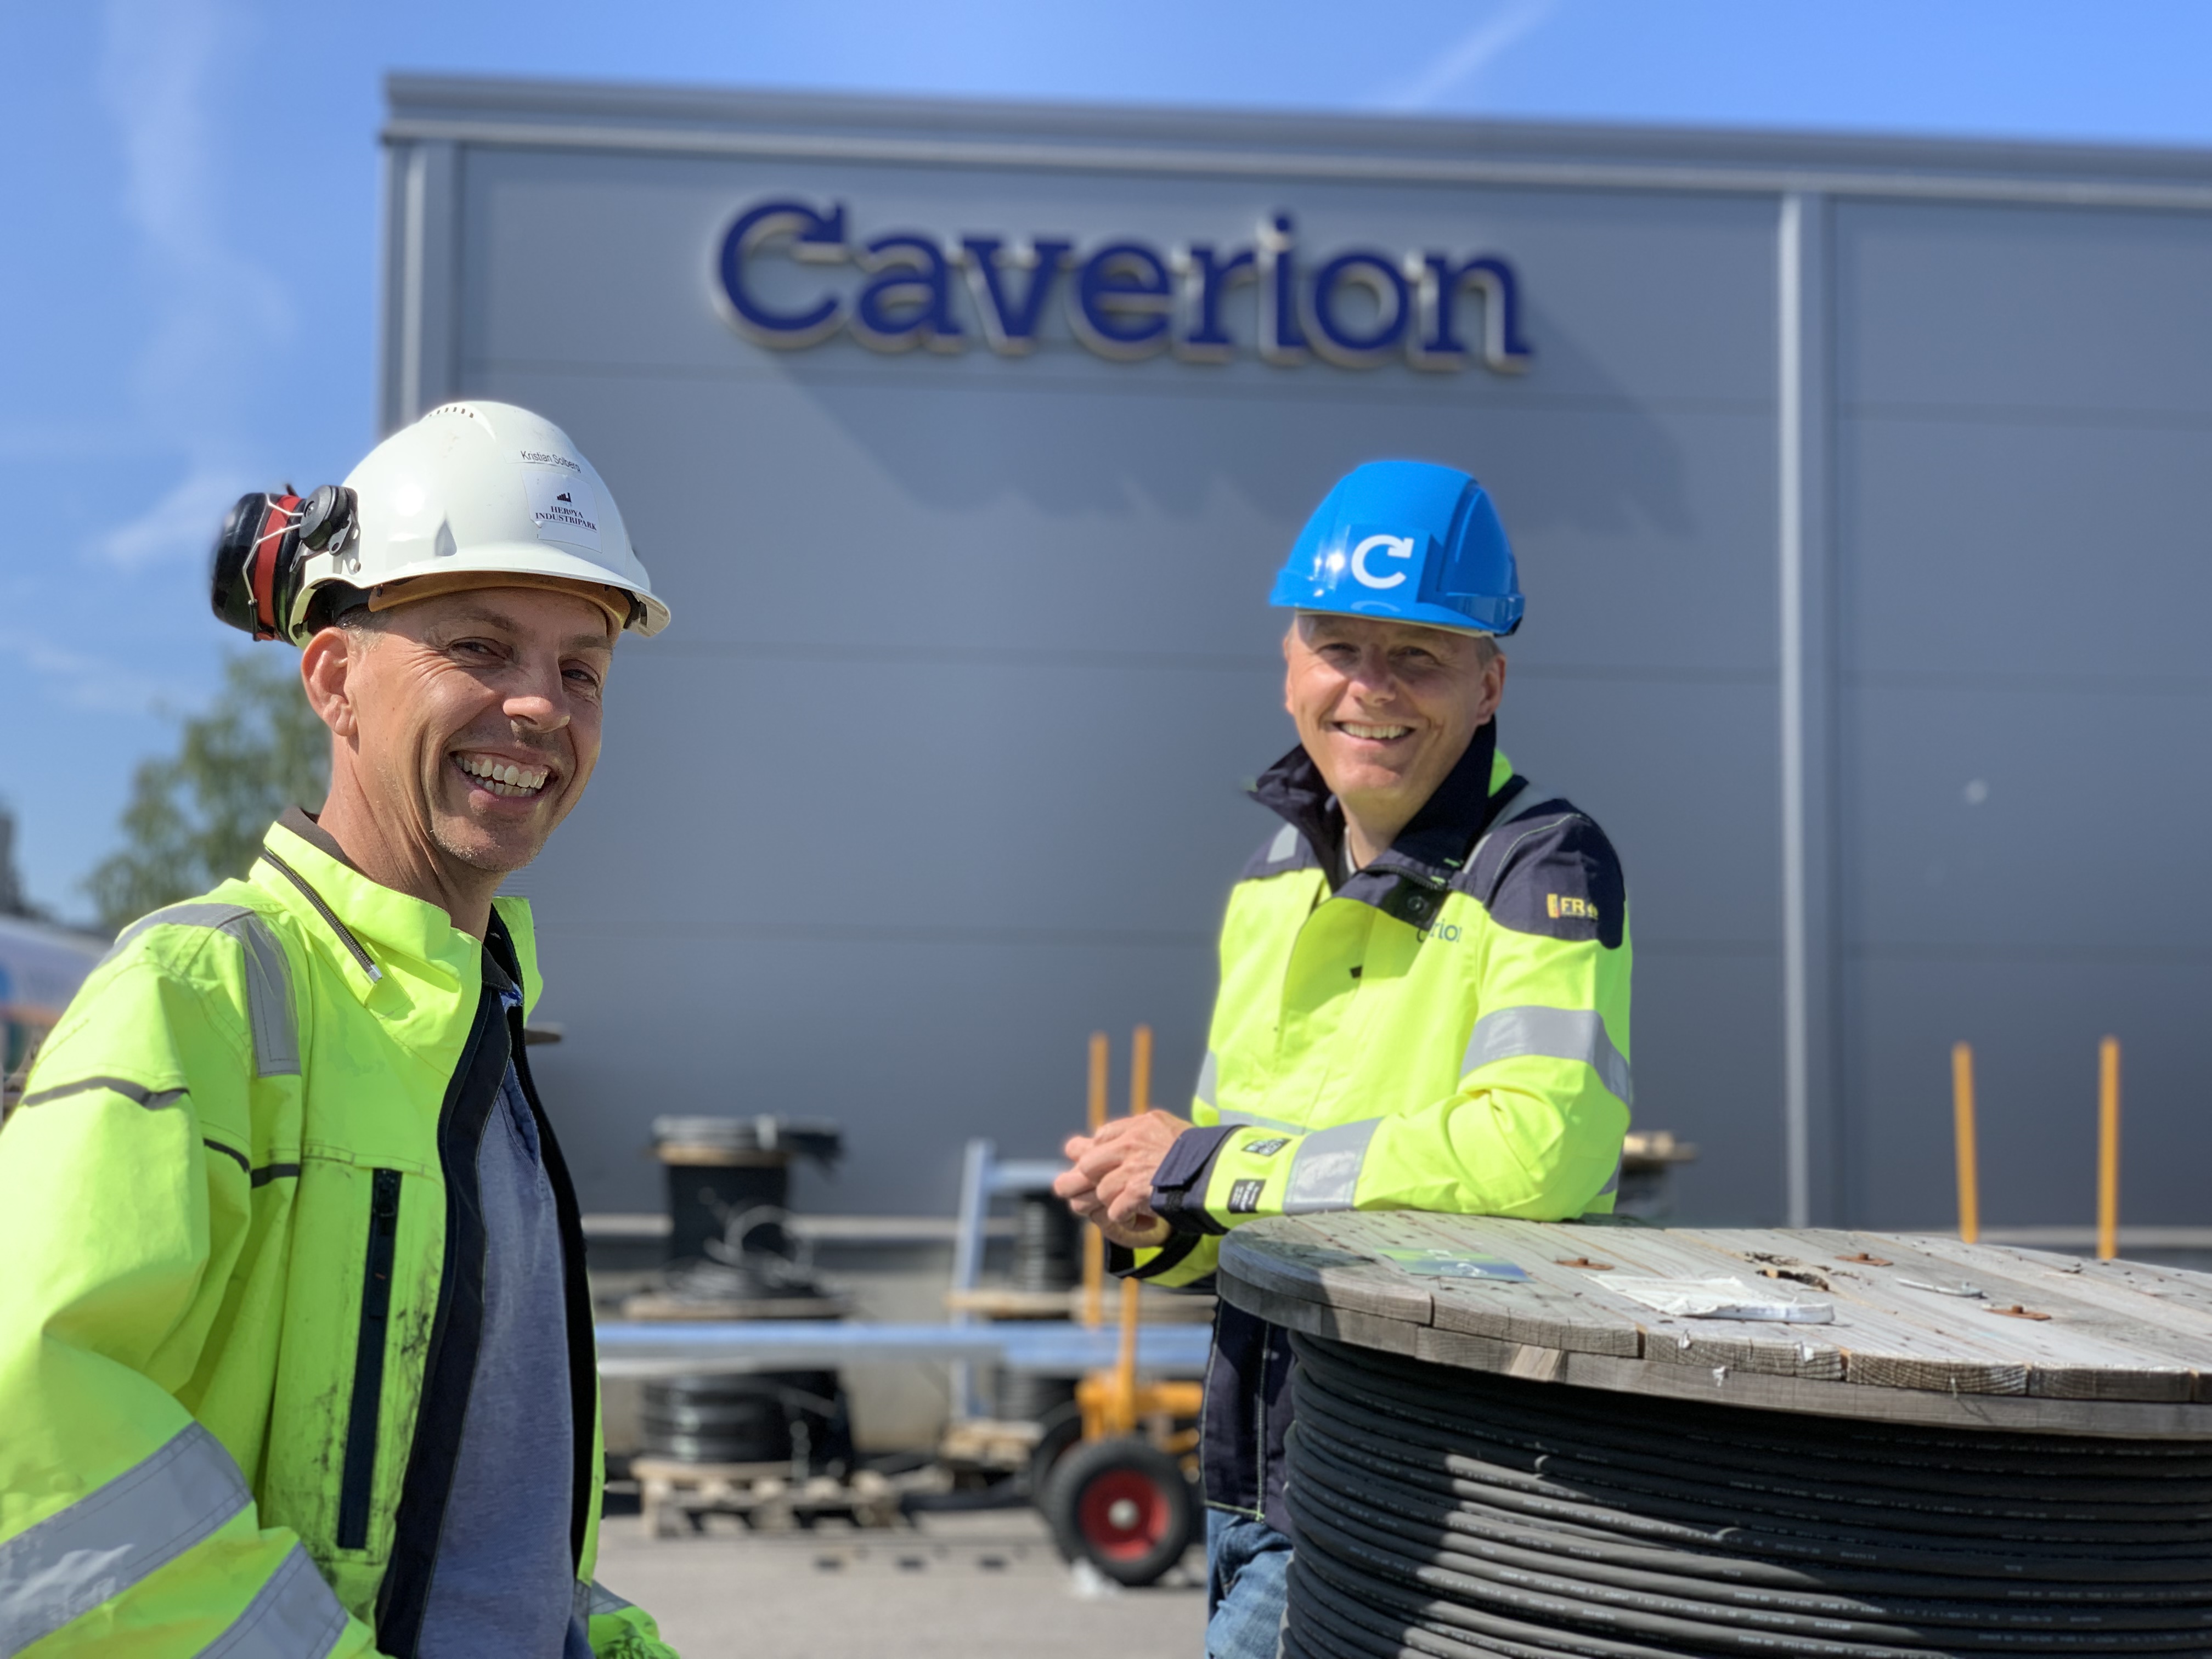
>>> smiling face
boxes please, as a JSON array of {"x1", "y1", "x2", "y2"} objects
[
  {"x1": 333, "y1": 585, "x2": 616, "y2": 879},
  {"x1": 1283, "y1": 612, "x2": 1506, "y2": 857}
]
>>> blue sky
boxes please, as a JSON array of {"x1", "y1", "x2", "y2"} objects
[{"x1": 4, "y1": 0, "x2": 2211, "y2": 922}]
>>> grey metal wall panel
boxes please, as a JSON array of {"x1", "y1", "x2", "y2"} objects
[
  {"x1": 494, "y1": 369, "x2": 1786, "y2": 1211},
  {"x1": 442, "y1": 120, "x2": 1783, "y2": 1217},
  {"x1": 387, "y1": 80, "x2": 2212, "y2": 1227},
  {"x1": 480, "y1": 374, "x2": 1782, "y2": 1214},
  {"x1": 1845, "y1": 963, "x2": 2212, "y2": 1229},
  {"x1": 531, "y1": 652, "x2": 1286, "y2": 940},
  {"x1": 1631, "y1": 951, "x2": 1786, "y2": 1220},
  {"x1": 1841, "y1": 684, "x2": 2211, "y2": 957},
  {"x1": 1833, "y1": 199, "x2": 2212, "y2": 1229},
  {"x1": 1837, "y1": 200, "x2": 2212, "y2": 419},
  {"x1": 1839, "y1": 416, "x2": 2212, "y2": 681}
]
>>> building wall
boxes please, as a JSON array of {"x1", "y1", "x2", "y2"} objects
[
  {"x1": 1828, "y1": 199, "x2": 2212, "y2": 1228},
  {"x1": 381, "y1": 80, "x2": 2212, "y2": 1230}
]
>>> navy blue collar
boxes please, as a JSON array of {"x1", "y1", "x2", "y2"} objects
[{"x1": 1249, "y1": 721, "x2": 1506, "y2": 912}]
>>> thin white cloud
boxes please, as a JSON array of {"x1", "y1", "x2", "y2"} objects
[
  {"x1": 94, "y1": 0, "x2": 291, "y2": 568},
  {"x1": 0, "y1": 629, "x2": 197, "y2": 716},
  {"x1": 1389, "y1": 0, "x2": 1560, "y2": 111},
  {"x1": 98, "y1": 462, "x2": 251, "y2": 570}
]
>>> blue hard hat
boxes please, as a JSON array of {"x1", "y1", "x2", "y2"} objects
[{"x1": 1268, "y1": 460, "x2": 1523, "y2": 636}]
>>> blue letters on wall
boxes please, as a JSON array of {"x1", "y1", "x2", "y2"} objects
[
  {"x1": 716, "y1": 199, "x2": 850, "y2": 347},
  {"x1": 851, "y1": 234, "x2": 963, "y2": 352},
  {"x1": 1071, "y1": 241, "x2": 1175, "y2": 359},
  {"x1": 715, "y1": 199, "x2": 1531, "y2": 375},
  {"x1": 958, "y1": 237, "x2": 1072, "y2": 354}
]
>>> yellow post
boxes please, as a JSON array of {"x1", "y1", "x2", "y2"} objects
[
  {"x1": 2098, "y1": 1036, "x2": 2121, "y2": 1262},
  {"x1": 1080, "y1": 1032, "x2": 1109, "y2": 1329},
  {"x1": 1951, "y1": 1042, "x2": 1980, "y2": 1245}
]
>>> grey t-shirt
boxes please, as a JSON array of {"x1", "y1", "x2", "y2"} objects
[{"x1": 416, "y1": 1019, "x2": 586, "y2": 1659}]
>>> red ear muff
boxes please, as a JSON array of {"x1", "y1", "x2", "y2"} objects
[
  {"x1": 248, "y1": 495, "x2": 301, "y2": 639},
  {"x1": 211, "y1": 492, "x2": 297, "y2": 638},
  {"x1": 210, "y1": 487, "x2": 347, "y2": 640}
]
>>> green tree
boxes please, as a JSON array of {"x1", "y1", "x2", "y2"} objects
[{"x1": 85, "y1": 654, "x2": 330, "y2": 930}]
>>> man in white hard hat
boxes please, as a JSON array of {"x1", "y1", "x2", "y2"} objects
[{"x1": 0, "y1": 402, "x2": 679, "y2": 1658}]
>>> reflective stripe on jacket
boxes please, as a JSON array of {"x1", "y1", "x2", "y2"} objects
[
  {"x1": 0, "y1": 816, "x2": 674, "y2": 1659},
  {"x1": 1113, "y1": 723, "x2": 1630, "y2": 1527}
]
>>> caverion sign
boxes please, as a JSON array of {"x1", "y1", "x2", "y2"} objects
[{"x1": 714, "y1": 197, "x2": 1532, "y2": 374}]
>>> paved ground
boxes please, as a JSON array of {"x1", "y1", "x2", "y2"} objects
[{"x1": 592, "y1": 1509, "x2": 1207, "y2": 1658}]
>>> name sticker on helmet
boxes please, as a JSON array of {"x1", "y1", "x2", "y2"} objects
[{"x1": 525, "y1": 471, "x2": 601, "y2": 551}]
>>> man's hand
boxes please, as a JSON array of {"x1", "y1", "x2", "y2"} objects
[{"x1": 1053, "y1": 1109, "x2": 1192, "y2": 1250}]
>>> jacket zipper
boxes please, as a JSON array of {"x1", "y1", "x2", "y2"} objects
[{"x1": 338, "y1": 1167, "x2": 403, "y2": 1549}]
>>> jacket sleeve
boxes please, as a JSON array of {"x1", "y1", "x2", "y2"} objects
[
  {"x1": 1105, "y1": 1231, "x2": 1223, "y2": 1289},
  {"x1": 0, "y1": 944, "x2": 375, "y2": 1658},
  {"x1": 1151, "y1": 813, "x2": 1633, "y2": 1232},
  {"x1": 575, "y1": 1433, "x2": 679, "y2": 1656},
  {"x1": 580, "y1": 1581, "x2": 680, "y2": 1657}
]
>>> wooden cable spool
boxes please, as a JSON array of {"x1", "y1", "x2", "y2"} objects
[{"x1": 1220, "y1": 1214, "x2": 2212, "y2": 1656}]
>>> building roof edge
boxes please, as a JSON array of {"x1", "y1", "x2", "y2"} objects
[{"x1": 381, "y1": 71, "x2": 2212, "y2": 189}]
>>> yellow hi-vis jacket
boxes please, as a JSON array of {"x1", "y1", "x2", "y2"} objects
[
  {"x1": 0, "y1": 814, "x2": 674, "y2": 1658},
  {"x1": 1113, "y1": 724, "x2": 1630, "y2": 1526}
]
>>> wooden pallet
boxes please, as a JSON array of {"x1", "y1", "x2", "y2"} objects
[
  {"x1": 632, "y1": 1456, "x2": 912, "y2": 1536},
  {"x1": 936, "y1": 1415, "x2": 1043, "y2": 1473}
]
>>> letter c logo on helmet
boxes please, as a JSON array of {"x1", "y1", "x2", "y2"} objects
[
  {"x1": 1268, "y1": 459, "x2": 1525, "y2": 637},
  {"x1": 1349, "y1": 534, "x2": 1415, "y2": 590}
]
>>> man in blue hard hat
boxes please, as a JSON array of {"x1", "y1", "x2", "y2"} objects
[{"x1": 1056, "y1": 461, "x2": 1633, "y2": 1657}]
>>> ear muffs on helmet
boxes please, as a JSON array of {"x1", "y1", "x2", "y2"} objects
[{"x1": 209, "y1": 484, "x2": 359, "y2": 640}]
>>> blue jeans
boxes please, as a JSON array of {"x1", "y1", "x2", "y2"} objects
[{"x1": 1204, "y1": 1509, "x2": 1293, "y2": 1659}]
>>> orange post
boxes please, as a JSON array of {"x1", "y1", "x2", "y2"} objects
[
  {"x1": 1951, "y1": 1043, "x2": 1980, "y2": 1245},
  {"x1": 2098, "y1": 1037, "x2": 2121, "y2": 1261},
  {"x1": 1109, "y1": 1278, "x2": 1142, "y2": 1437},
  {"x1": 1111, "y1": 1025, "x2": 1154, "y2": 1432},
  {"x1": 1081, "y1": 1032, "x2": 1109, "y2": 1328}
]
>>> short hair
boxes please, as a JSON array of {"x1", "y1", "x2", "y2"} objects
[
  {"x1": 304, "y1": 581, "x2": 377, "y2": 636},
  {"x1": 1286, "y1": 613, "x2": 1504, "y2": 666}
]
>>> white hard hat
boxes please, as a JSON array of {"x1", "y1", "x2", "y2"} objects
[{"x1": 287, "y1": 400, "x2": 670, "y2": 639}]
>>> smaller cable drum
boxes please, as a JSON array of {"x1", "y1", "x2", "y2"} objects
[
  {"x1": 640, "y1": 1370, "x2": 851, "y2": 1472},
  {"x1": 1281, "y1": 1333, "x2": 2212, "y2": 1659},
  {"x1": 1013, "y1": 1192, "x2": 1082, "y2": 1294}
]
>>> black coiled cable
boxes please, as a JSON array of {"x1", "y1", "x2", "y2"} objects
[{"x1": 1282, "y1": 1333, "x2": 2212, "y2": 1659}]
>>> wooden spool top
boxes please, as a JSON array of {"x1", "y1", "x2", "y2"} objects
[{"x1": 1217, "y1": 1213, "x2": 2212, "y2": 1438}]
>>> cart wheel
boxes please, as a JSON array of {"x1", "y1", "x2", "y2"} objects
[
  {"x1": 1026, "y1": 1403, "x2": 1084, "y2": 1500},
  {"x1": 1043, "y1": 1435, "x2": 1194, "y2": 1586}
]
